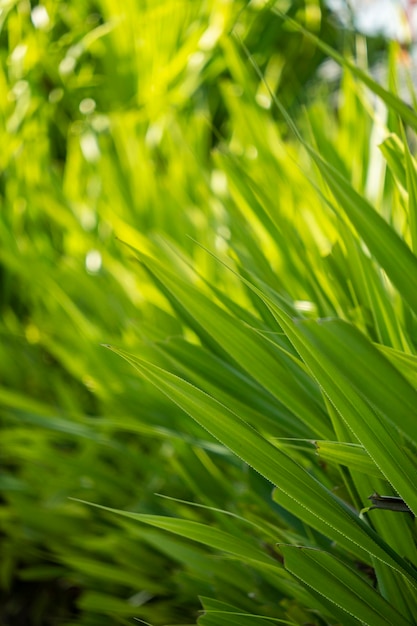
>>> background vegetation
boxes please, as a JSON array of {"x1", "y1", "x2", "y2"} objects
[{"x1": 2, "y1": 0, "x2": 417, "y2": 624}]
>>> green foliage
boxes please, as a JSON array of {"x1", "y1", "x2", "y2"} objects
[{"x1": 2, "y1": 0, "x2": 417, "y2": 625}]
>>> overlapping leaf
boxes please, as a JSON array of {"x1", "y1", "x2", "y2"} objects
[
  {"x1": 281, "y1": 546, "x2": 412, "y2": 626},
  {"x1": 103, "y1": 342, "x2": 417, "y2": 587}
]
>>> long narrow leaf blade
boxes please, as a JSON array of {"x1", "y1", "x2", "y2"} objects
[
  {"x1": 281, "y1": 546, "x2": 412, "y2": 626},
  {"x1": 104, "y1": 344, "x2": 417, "y2": 585},
  {"x1": 272, "y1": 9, "x2": 417, "y2": 131}
]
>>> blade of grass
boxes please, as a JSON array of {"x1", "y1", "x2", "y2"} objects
[
  {"x1": 271, "y1": 9, "x2": 417, "y2": 131},
  {"x1": 281, "y1": 546, "x2": 412, "y2": 626},
  {"x1": 101, "y1": 344, "x2": 417, "y2": 584}
]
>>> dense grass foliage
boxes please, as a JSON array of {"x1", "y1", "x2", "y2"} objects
[{"x1": 2, "y1": 1, "x2": 417, "y2": 625}]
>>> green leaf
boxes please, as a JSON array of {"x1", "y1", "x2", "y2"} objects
[
  {"x1": 258, "y1": 302, "x2": 417, "y2": 518},
  {"x1": 73, "y1": 499, "x2": 279, "y2": 573},
  {"x1": 401, "y1": 124, "x2": 417, "y2": 254},
  {"x1": 272, "y1": 10, "x2": 417, "y2": 131},
  {"x1": 315, "y1": 441, "x2": 384, "y2": 478},
  {"x1": 77, "y1": 591, "x2": 146, "y2": 616},
  {"x1": 377, "y1": 345, "x2": 417, "y2": 389},
  {"x1": 130, "y1": 249, "x2": 332, "y2": 438},
  {"x1": 310, "y1": 152, "x2": 417, "y2": 317},
  {"x1": 281, "y1": 546, "x2": 412, "y2": 626},
  {"x1": 103, "y1": 344, "x2": 417, "y2": 585},
  {"x1": 379, "y1": 134, "x2": 407, "y2": 191},
  {"x1": 156, "y1": 337, "x2": 310, "y2": 438},
  {"x1": 198, "y1": 597, "x2": 294, "y2": 625}
]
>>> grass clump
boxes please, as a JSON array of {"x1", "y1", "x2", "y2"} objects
[{"x1": 2, "y1": 1, "x2": 417, "y2": 624}]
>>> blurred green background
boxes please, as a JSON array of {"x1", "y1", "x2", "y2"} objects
[{"x1": 2, "y1": 1, "x2": 414, "y2": 625}]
